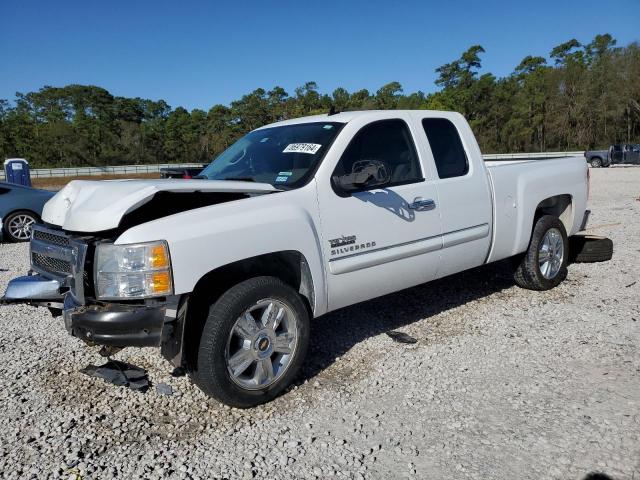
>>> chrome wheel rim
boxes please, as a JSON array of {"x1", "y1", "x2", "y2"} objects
[
  {"x1": 225, "y1": 299, "x2": 298, "y2": 390},
  {"x1": 538, "y1": 228, "x2": 564, "y2": 279},
  {"x1": 8, "y1": 214, "x2": 35, "y2": 240}
]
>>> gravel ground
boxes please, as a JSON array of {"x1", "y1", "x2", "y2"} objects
[{"x1": 0, "y1": 167, "x2": 638, "y2": 480}]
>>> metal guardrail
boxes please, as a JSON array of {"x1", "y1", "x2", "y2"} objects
[
  {"x1": 1, "y1": 153, "x2": 587, "y2": 181},
  {"x1": 0, "y1": 163, "x2": 203, "y2": 181}
]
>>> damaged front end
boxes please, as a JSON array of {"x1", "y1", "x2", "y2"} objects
[
  {"x1": 1, "y1": 179, "x2": 281, "y2": 372},
  {"x1": 1, "y1": 224, "x2": 186, "y2": 366}
]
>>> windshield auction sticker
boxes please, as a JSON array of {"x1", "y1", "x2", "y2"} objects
[{"x1": 283, "y1": 143, "x2": 322, "y2": 154}]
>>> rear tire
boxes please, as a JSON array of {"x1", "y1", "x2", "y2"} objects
[
  {"x1": 590, "y1": 157, "x2": 602, "y2": 168},
  {"x1": 569, "y1": 235, "x2": 613, "y2": 263},
  {"x1": 514, "y1": 215, "x2": 568, "y2": 291},
  {"x1": 2, "y1": 210, "x2": 38, "y2": 242},
  {"x1": 192, "y1": 276, "x2": 310, "y2": 408}
]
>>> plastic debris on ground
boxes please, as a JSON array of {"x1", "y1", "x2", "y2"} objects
[
  {"x1": 156, "y1": 383, "x2": 173, "y2": 395},
  {"x1": 80, "y1": 360, "x2": 150, "y2": 392},
  {"x1": 386, "y1": 330, "x2": 418, "y2": 344}
]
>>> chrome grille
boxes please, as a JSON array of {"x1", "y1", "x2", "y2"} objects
[
  {"x1": 29, "y1": 225, "x2": 88, "y2": 304},
  {"x1": 32, "y1": 252, "x2": 72, "y2": 275},
  {"x1": 32, "y1": 229, "x2": 70, "y2": 247}
]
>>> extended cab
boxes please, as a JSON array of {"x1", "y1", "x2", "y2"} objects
[{"x1": 2, "y1": 111, "x2": 591, "y2": 407}]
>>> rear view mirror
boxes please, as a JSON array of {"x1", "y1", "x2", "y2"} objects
[{"x1": 333, "y1": 160, "x2": 391, "y2": 193}]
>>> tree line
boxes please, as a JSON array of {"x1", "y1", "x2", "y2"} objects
[{"x1": 0, "y1": 34, "x2": 638, "y2": 168}]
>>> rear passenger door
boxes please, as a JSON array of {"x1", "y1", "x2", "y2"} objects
[
  {"x1": 611, "y1": 145, "x2": 623, "y2": 163},
  {"x1": 413, "y1": 113, "x2": 493, "y2": 278}
]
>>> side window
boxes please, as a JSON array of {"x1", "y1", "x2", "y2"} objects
[
  {"x1": 333, "y1": 119, "x2": 422, "y2": 187},
  {"x1": 422, "y1": 118, "x2": 469, "y2": 179}
]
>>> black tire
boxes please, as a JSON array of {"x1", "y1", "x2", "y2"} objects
[
  {"x1": 192, "y1": 276, "x2": 310, "y2": 408},
  {"x1": 590, "y1": 157, "x2": 602, "y2": 168},
  {"x1": 569, "y1": 235, "x2": 613, "y2": 263},
  {"x1": 514, "y1": 215, "x2": 568, "y2": 291},
  {"x1": 2, "y1": 210, "x2": 39, "y2": 242}
]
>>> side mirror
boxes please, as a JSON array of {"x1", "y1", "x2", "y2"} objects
[{"x1": 333, "y1": 160, "x2": 391, "y2": 193}]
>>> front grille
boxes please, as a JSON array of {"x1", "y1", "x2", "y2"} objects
[
  {"x1": 32, "y1": 229, "x2": 70, "y2": 247},
  {"x1": 32, "y1": 252, "x2": 72, "y2": 275},
  {"x1": 30, "y1": 225, "x2": 88, "y2": 303}
]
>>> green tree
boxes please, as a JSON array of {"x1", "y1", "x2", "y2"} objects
[
  {"x1": 375, "y1": 82, "x2": 403, "y2": 109},
  {"x1": 1, "y1": 36, "x2": 638, "y2": 168}
]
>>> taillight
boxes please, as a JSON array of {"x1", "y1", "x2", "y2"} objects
[{"x1": 586, "y1": 167, "x2": 591, "y2": 200}]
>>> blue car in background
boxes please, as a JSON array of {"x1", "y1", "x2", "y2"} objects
[{"x1": 0, "y1": 182, "x2": 55, "y2": 242}]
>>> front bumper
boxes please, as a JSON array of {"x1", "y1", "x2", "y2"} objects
[
  {"x1": 62, "y1": 295, "x2": 166, "y2": 348},
  {"x1": 1, "y1": 226, "x2": 186, "y2": 363},
  {"x1": 2, "y1": 274, "x2": 63, "y2": 305},
  {"x1": 2, "y1": 273, "x2": 170, "y2": 348}
]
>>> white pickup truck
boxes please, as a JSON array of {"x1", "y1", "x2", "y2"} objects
[{"x1": 2, "y1": 110, "x2": 591, "y2": 407}]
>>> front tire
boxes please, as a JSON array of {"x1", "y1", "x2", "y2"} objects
[
  {"x1": 514, "y1": 215, "x2": 568, "y2": 291},
  {"x1": 2, "y1": 210, "x2": 38, "y2": 242},
  {"x1": 192, "y1": 276, "x2": 310, "y2": 408}
]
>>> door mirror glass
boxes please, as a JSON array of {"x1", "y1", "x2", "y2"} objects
[{"x1": 333, "y1": 160, "x2": 391, "y2": 192}]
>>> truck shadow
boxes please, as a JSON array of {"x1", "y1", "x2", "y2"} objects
[
  {"x1": 300, "y1": 259, "x2": 516, "y2": 384},
  {"x1": 356, "y1": 189, "x2": 416, "y2": 222}
]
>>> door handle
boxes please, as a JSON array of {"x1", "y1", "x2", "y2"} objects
[{"x1": 408, "y1": 197, "x2": 436, "y2": 211}]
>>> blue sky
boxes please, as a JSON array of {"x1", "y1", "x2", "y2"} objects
[{"x1": 1, "y1": 0, "x2": 638, "y2": 111}]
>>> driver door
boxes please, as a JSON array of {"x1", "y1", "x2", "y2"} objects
[{"x1": 317, "y1": 117, "x2": 442, "y2": 311}]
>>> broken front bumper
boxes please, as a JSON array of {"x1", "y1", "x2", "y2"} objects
[
  {"x1": 2, "y1": 273, "x2": 174, "y2": 349},
  {"x1": 2, "y1": 274, "x2": 63, "y2": 307},
  {"x1": 62, "y1": 294, "x2": 167, "y2": 348},
  {"x1": 1, "y1": 225, "x2": 186, "y2": 365}
]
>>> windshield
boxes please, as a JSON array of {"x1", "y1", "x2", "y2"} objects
[{"x1": 200, "y1": 122, "x2": 344, "y2": 188}]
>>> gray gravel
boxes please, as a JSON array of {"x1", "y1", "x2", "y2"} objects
[{"x1": 1, "y1": 167, "x2": 639, "y2": 479}]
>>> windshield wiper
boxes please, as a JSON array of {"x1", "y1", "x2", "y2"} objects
[{"x1": 223, "y1": 176, "x2": 256, "y2": 182}]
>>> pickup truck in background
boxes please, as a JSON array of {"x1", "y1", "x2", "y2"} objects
[
  {"x1": 585, "y1": 143, "x2": 640, "y2": 167},
  {"x1": 2, "y1": 110, "x2": 592, "y2": 407}
]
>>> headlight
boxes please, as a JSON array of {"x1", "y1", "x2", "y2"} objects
[{"x1": 95, "y1": 241, "x2": 173, "y2": 299}]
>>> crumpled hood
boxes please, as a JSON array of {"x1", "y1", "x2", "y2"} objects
[{"x1": 42, "y1": 179, "x2": 279, "y2": 232}]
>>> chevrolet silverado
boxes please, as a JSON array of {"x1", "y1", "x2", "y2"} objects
[{"x1": 2, "y1": 110, "x2": 591, "y2": 407}]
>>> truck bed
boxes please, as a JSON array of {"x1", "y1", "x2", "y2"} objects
[{"x1": 485, "y1": 155, "x2": 588, "y2": 264}]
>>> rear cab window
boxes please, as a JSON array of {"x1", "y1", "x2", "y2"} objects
[{"x1": 421, "y1": 118, "x2": 469, "y2": 179}]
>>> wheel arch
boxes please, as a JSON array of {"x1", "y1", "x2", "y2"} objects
[
  {"x1": 179, "y1": 250, "x2": 315, "y2": 370},
  {"x1": 516, "y1": 194, "x2": 574, "y2": 256},
  {"x1": 533, "y1": 194, "x2": 573, "y2": 234},
  {"x1": 3, "y1": 208, "x2": 40, "y2": 222}
]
